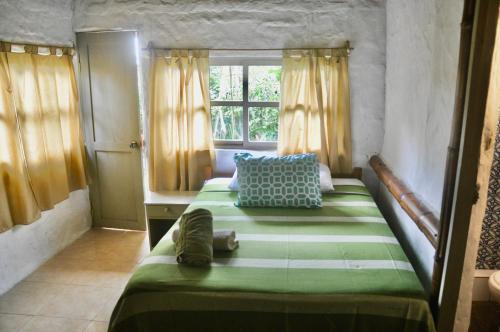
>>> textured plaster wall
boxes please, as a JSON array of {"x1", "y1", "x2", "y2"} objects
[
  {"x1": 0, "y1": 0, "x2": 92, "y2": 295},
  {"x1": 380, "y1": 0, "x2": 464, "y2": 290},
  {"x1": 73, "y1": 0, "x2": 387, "y2": 194},
  {"x1": 0, "y1": 190, "x2": 91, "y2": 294},
  {"x1": 0, "y1": 0, "x2": 75, "y2": 45}
]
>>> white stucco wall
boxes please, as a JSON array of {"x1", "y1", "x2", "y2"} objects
[
  {"x1": 0, "y1": 0, "x2": 74, "y2": 46},
  {"x1": 0, "y1": 190, "x2": 91, "y2": 294},
  {"x1": 380, "y1": 0, "x2": 464, "y2": 290},
  {"x1": 73, "y1": 0, "x2": 387, "y2": 194},
  {"x1": 0, "y1": 0, "x2": 92, "y2": 295}
]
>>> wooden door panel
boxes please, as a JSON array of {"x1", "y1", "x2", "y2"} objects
[
  {"x1": 77, "y1": 31, "x2": 145, "y2": 230},
  {"x1": 87, "y1": 40, "x2": 139, "y2": 144},
  {"x1": 96, "y1": 151, "x2": 138, "y2": 221}
]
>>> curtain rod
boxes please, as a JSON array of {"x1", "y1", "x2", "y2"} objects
[
  {"x1": 142, "y1": 40, "x2": 354, "y2": 55},
  {"x1": 0, "y1": 40, "x2": 74, "y2": 50},
  {"x1": 0, "y1": 40, "x2": 75, "y2": 56}
]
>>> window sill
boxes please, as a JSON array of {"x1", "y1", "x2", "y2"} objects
[{"x1": 214, "y1": 143, "x2": 277, "y2": 151}]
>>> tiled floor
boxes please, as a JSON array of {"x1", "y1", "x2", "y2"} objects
[
  {"x1": 0, "y1": 228, "x2": 149, "y2": 332},
  {"x1": 469, "y1": 301, "x2": 500, "y2": 332}
]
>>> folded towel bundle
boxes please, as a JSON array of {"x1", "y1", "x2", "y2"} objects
[
  {"x1": 173, "y1": 229, "x2": 239, "y2": 251},
  {"x1": 175, "y1": 208, "x2": 213, "y2": 267}
]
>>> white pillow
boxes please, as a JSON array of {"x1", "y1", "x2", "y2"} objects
[
  {"x1": 319, "y1": 163, "x2": 334, "y2": 192},
  {"x1": 228, "y1": 169, "x2": 239, "y2": 191},
  {"x1": 228, "y1": 163, "x2": 334, "y2": 193}
]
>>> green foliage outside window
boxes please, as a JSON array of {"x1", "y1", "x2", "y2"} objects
[
  {"x1": 249, "y1": 107, "x2": 279, "y2": 141},
  {"x1": 211, "y1": 106, "x2": 243, "y2": 140},
  {"x1": 249, "y1": 66, "x2": 281, "y2": 102},
  {"x1": 209, "y1": 65, "x2": 281, "y2": 142},
  {"x1": 209, "y1": 66, "x2": 242, "y2": 101}
]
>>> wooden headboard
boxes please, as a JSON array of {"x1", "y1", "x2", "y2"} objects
[
  {"x1": 334, "y1": 167, "x2": 363, "y2": 180},
  {"x1": 369, "y1": 155, "x2": 439, "y2": 248},
  {"x1": 203, "y1": 166, "x2": 363, "y2": 181}
]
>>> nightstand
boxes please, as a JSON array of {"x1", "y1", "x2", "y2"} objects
[{"x1": 144, "y1": 190, "x2": 198, "y2": 250}]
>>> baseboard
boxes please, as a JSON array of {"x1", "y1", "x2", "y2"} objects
[{"x1": 473, "y1": 269, "x2": 497, "y2": 301}]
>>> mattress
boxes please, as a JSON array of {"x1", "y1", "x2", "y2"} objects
[{"x1": 109, "y1": 178, "x2": 435, "y2": 332}]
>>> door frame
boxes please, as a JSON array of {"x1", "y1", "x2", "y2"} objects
[{"x1": 437, "y1": 0, "x2": 499, "y2": 330}]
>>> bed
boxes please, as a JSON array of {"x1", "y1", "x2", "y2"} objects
[{"x1": 109, "y1": 178, "x2": 435, "y2": 332}]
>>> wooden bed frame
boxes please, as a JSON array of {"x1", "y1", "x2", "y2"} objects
[
  {"x1": 369, "y1": 156, "x2": 439, "y2": 247},
  {"x1": 369, "y1": 155, "x2": 442, "y2": 311},
  {"x1": 204, "y1": 157, "x2": 441, "y2": 302}
]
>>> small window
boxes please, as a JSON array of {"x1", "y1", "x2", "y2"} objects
[{"x1": 209, "y1": 59, "x2": 281, "y2": 148}]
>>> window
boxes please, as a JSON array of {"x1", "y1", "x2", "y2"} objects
[{"x1": 209, "y1": 59, "x2": 281, "y2": 148}]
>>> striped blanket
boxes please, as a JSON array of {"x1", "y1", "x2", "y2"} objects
[{"x1": 109, "y1": 178, "x2": 435, "y2": 332}]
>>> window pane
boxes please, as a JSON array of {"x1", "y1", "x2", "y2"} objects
[
  {"x1": 248, "y1": 66, "x2": 281, "y2": 102},
  {"x1": 211, "y1": 106, "x2": 243, "y2": 140},
  {"x1": 209, "y1": 66, "x2": 243, "y2": 101},
  {"x1": 249, "y1": 107, "x2": 279, "y2": 142}
]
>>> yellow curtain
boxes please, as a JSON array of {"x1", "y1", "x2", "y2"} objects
[
  {"x1": 148, "y1": 50, "x2": 214, "y2": 191},
  {"x1": 0, "y1": 46, "x2": 86, "y2": 232},
  {"x1": 0, "y1": 52, "x2": 40, "y2": 232},
  {"x1": 278, "y1": 49, "x2": 352, "y2": 174}
]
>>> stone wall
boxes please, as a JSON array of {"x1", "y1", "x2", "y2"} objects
[
  {"x1": 0, "y1": 0, "x2": 74, "y2": 46},
  {"x1": 380, "y1": 0, "x2": 464, "y2": 290}
]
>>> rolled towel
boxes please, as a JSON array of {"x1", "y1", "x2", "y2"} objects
[
  {"x1": 213, "y1": 230, "x2": 239, "y2": 251},
  {"x1": 173, "y1": 228, "x2": 239, "y2": 251},
  {"x1": 175, "y1": 208, "x2": 213, "y2": 266}
]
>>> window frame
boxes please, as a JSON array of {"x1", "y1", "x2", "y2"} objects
[{"x1": 209, "y1": 57, "x2": 282, "y2": 149}]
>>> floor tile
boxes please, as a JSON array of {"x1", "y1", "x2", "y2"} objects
[
  {"x1": 70, "y1": 269, "x2": 127, "y2": 288},
  {"x1": 0, "y1": 281, "x2": 59, "y2": 315},
  {"x1": 19, "y1": 316, "x2": 89, "y2": 332},
  {"x1": 0, "y1": 228, "x2": 147, "y2": 327},
  {"x1": 37, "y1": 284, "x2": 115, "y2": 320},
  {"x1": 469, "y1": 301, "x2": 500, "y2": 332},
  {"x1": 94, "y1": 288, "x2": 123, "y2": 322},
  {"x1": 25, "y1": 260, "x2": 79, "y2": 284},
  {"x1": 0, "y1": 313, "x2": 32, "y2": 332},
  {"x1": 85, "y1": 320, "x2": 108, "y2": 332}
]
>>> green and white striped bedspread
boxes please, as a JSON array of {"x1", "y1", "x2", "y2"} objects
[{"x1": 109, "y1": 178, "x2": 435, "y2": 332}]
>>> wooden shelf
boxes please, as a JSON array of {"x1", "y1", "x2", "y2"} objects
[{"x1": 144, "y1": 190, "x2": 198, "y2": 250}]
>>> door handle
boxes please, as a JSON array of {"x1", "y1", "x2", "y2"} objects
[{"x1": 129, "y1": 140, "x2": 140, "y2": 149}]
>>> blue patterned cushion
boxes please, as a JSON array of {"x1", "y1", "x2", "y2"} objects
[{"x1": 234, "y1": 153, "x2": 322, "y2": 208}]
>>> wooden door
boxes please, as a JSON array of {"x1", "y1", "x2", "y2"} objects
[{"x1": 77, "y1": 31, "x2": 145, "y2": 230}]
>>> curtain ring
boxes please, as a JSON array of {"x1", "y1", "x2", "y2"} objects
[{"x1": 24, "y1": 45, "x2": 38, "y2": 54}]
